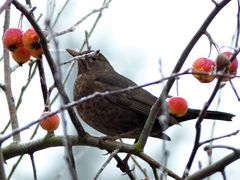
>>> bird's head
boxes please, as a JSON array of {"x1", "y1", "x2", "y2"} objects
[{"x1": 66, "y1": 49, "x2": 114, "y2": 74}]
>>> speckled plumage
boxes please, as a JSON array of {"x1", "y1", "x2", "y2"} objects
[{"x1": 68, "y1": 49, "x2": 234, "y2": 140}]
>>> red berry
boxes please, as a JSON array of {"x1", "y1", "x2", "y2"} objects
[
  {"x1": 40, "y1": 111, "x2": 60, "y2": 132},
  {"x1": 215, "y1": 51, "x2": 238, "y2": 81},
  {"x1": 11, "y1": 47, "x2": 31, "y2": 65},
  {"x1": 2, "y1": 28, "x2": 23, "y2": 52},
  {"x1": 222, "y1": 51, "x2": 238, "y2": 75},
  {"x1": 192, "y1": 57, "x2": 215, "y2": 83},
  {"x1": 22, "y1": 28, "x2": 43, "y2": 58},
  {"x1": 168, "y1": 97, "x2": 188, "y2": 117}
]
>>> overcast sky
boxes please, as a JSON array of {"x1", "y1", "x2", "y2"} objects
[{"x1": 1, "y1": 0, "x2": 240, "y2": 179}]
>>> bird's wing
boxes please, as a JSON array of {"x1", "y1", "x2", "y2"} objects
[{"x1": 94, "y1": 72, "x2": 157, "y2": 116}]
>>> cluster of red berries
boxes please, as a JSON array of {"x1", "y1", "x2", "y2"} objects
[
  {"x1": 167, "y1": 51, "x2": 238, "y2": 118},
  {"x1": 3, "y1": 28, "x2": 58, "y2": 132},
  {"x1": 192, "y1": 51, "x2": 238, "y2": 83},
  {"x1": 2, "y1": 28, "x2": 43, "y2": 65}
]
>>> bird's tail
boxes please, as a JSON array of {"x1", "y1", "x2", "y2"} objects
[{"x1": 176, "y1": 108, "x2": 235, "y2": 122}]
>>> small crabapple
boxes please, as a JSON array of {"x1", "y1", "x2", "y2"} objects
[
  {"x1": 22, "y1": 28, "x2": 43, "y2": 58},
  {"x1": 192, "y1": 57, "x2": 215, "y2": 83},
  {"x1": 2, "y1": 28, "x2": 23, "y2": 52},
  {"x1": 215, "y1": 51, "x2": 238, "y2": 81},
  {"x1": 40, "y1": 111, "x2": 60, "y2": 132},
  {"x1": 168, "y1": 96, "x2": 188, "y2": 117},
  {"x1": 11, "y1": 47, "x2": 31, "y2": 65},
  {"x1": 223, "y1": 51, "x2": 238, "y2": 75}
]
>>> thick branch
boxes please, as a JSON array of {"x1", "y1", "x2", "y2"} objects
[
  {"x1": 2, "y1": 135, "x2": 180, "y2": 179},
  {"x1": 185, "y1": 149, "x2": 240, "y2": 180}
]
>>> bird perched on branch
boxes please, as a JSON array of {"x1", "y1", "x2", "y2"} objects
[{"x1": 67, "y1": 49, "x2": 234, "y2": 140}]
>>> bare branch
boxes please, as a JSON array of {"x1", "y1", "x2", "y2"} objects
[
  {"x1": 29, "y1": 153, "x2": 37, "y2": 180},
  {"x1": 2, "y1": 135, "x2": 180, "y2": 179},
  {"x1": 94, "y1": 149, "x2": 120, "y2": 180},
  {"x1": 229, "y1": 80, "x2": 240, "y2": 101},
  {"x1": 205, "y1": 145, "x2": 238, "y2": 152},
  {"x1": 185, "y1": 149, "x2": 240, "y2": 180},
  {"x1": 54, "y1": 0, "x2": 112, "y2": 36},
  {"x1": 200, "y1": 129, "x2": 240, "y2": 146},
  {"x1": 36, "y1": 58, "x2": 48, "y2": 107},
  {"x1": 3, "y1": 2, "x2": 20, "y2": 142},
  {"x1": 46, "y1": 9, "x2": 78, "y2": 179},
  {"x1": 183, "y1": 78, "x2": 222, "y2": 177},
  {"x1": 235, "y1": 0, "x2": 240, "y2": 47},
  {"x1": 52, "y1": 0, "x2": 70, "y2": 27},
  {"x1": 0, "y1": 0, "x2": 13, "y2": 15}
]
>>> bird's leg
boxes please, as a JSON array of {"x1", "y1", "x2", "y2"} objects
[
  {"x1": 116, "y1": 138, "x2": 138, "y2": 176},
  {"x1": 112, "y1": 151, "x2": 135, "y2": 179}
]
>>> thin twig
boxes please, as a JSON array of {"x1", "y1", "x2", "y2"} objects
[
  {"x1": 183, "y1": 78, "x2": 222, "y2": 178},
  {"x1": 36, "y1": 58, "x2": 48, "y2": 105},
  {"x1": 7, "y1": 154, "x2": 24, "y2": 179},
  {"x1": 60, "y1": 111, "x2": 77, "y2": 180},
  {"x1": 46, "y1": 11, "x2": 78, "y2": 180},
  {"x1": 152, "y1": 167, "x2": 159, "y2": 180},
  {"x1": 130, "y1": 156, "x2": 148, "y2": 177},
  {"x1": 7, "y1": 124, "x2": 40, "y2": 179},
  {"x1": 1, "y1": 63, "x2": 37, "y2": 135},
  {"x1": 235, "y1": 0, "x2": 240, "y2": 47},
  {"x1": 62, "y1": 50, "x2": 99, "y2": 65},
  {"x1": 0, "y1": 0, "x2": 13, "y2": 15},
  {"x1": 84, "y1": 31, "x2": 91, "y2": 50},
  {"x1": 54, "y1": 0, "x2": 112, "y2": 37},
  {"x1": 200, "y1": 129, "x2": 240, "y2": 147},
  {"x1": 205, "y1": 31, "x2": 220, "y2": 56},
  {"x1": 29, "y1": 153, "x2": 37, "y2": 180},
  {"x1": 3, "y1": 2, "x2": 21, "y2": 142},
  {"x1": 94, "y1": 149, "x2": 120, "y2": 180},
  {"x1": 229, "y1": 79, "x2": 240, "y2": 101},
  {"x1": 52, "y1": 0, "x2": 69, "y2": 27},
  {"x1": 204, "y1": 145, "x2": 238, "y2": 152},
  {"x1": 207, "y1": 120, "x2": 216, "y2": 180},
  {"x1": 211, "y1": 0, "x2": 218, "y2": 6},
  {"x1": 221, "y1": 170, "x2": 227, "y2": 180}
]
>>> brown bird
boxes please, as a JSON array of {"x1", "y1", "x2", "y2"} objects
[{"x1": 67, "y1": 49, "x2": 234, "y2": 140}]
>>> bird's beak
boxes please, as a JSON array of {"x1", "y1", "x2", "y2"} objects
[
  {"x1": 66, "y1": 49, "x2": 81, "y2": 57},
  {"x1": 66, "y1": 48, "x2": 92, "y2": 73}
]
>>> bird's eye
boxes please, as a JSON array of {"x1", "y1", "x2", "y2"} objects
[
  {"x1": 89, "y1": 56, "x2": 97, "y2": 63},
  {"x1": 91, "y1": 56, "x2": 97, "y2": 61}
]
